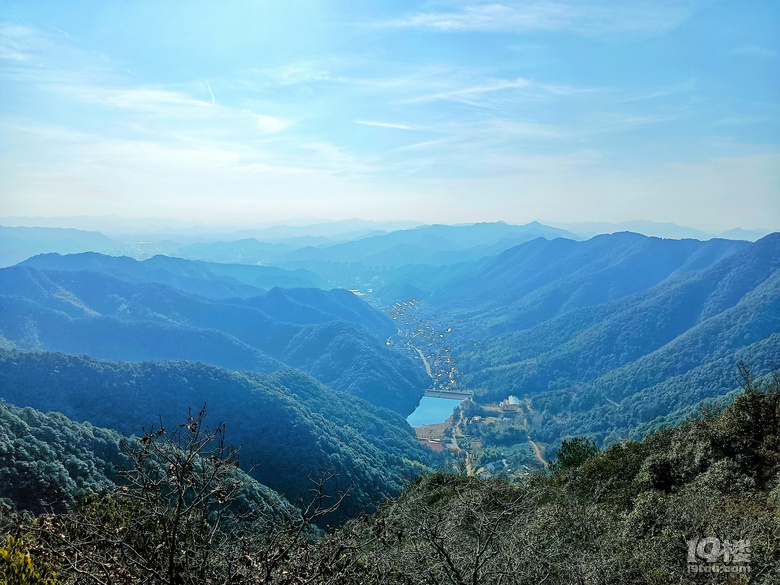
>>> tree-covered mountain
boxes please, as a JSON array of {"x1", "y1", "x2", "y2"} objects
[
  {"x1": 0, "y1": 265, "x2": 426, "y2": 413},
  {"x1": 0, "y1": 350, "x2": 436, "y2": 523},
  {"x1": 275, "y1": 221, "x2": 582, "y2": 269},
  {"x1": 455, "y1": 233, "x2": 779, "y2": 394},
  {"x1": 378, "y1": 233, "x2": 779, "y2": 450},
  {"x1": 3, "y1": 369, "x2": 778, "y2": 584},
  {"x1": 19, "y1": 252, "x2": 325, "y2": 299},
  {"x1": 0, "y1": 399, "x2": 297, "y2": 523},
  {"x1": 0, "y1": 399, "x2": 124, "y2": 514},
  {"x1": 398, "y1": 232, "x2": 748, "y2": 311}
]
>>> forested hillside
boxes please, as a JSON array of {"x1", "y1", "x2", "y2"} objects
[
  {"x1": 378, "y1": 233, "x2": 779, "y2": 453},
  {"x1": 461, "y1": 235, "x2": 780, "y2": 446},
  {"x1": 326, "y1": 371, "x2": 780, "y2": 583},
  {"x1": 2, "y1": 367, "x2": 778, "y2": 584},
  {"x1": 0, "y1": 400, "x2": 123, "y2": 514},
  {"x1": 0, "y1": 349, "x2": 436, "y2": 523},
  {"x1": 0, "y1": 400, "x2": 296, "y2": 524},
  {"x1": 454, "y1": 233, "x2": 779, "y2": 395},
  {"x1": 20, "y1": 252, "x2": 325, "y2": 297},
  {"x1": 0, "y1": 263, "x2": 426, "y2": 414}
]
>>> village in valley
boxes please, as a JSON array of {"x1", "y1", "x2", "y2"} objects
[
  {"x1": 386, "y1": 299, "x2": 547, "y2": 479},
  {"x1": 414, "y1": 394, "x2": 546, "y2": 479}
]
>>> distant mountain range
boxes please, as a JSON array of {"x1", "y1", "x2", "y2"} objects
[
  {"x1": 273, "y1": 222, "x2": 582, "y2": 269},
  {"x1": 1, "y1": 220, "x2": 777, "y2": 475},
  {"x1": 3, "y1": 219, "x2": 771, "y2": 271},
  {"x1": 543, "y1": 220, "x2": 772, "y2": 241},
  {"x1": 0, "y1": 216, "x2": 424, "y2": 238},
  {"x1": 0, "y1": 226, "x2": 130, "y2": 267},
  {"x1": 20, "y1": 252, "x2": 325, "y2": 298}
]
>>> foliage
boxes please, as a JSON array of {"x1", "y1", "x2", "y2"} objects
[
  {"x1": 310, "y1": 365, "x2": 780, "y2": 584},
  {"x1": 0, "y1": 537, "x2": 59, "y2": 585},
  {"x1": 0, "y1": 400, "x2": 125, "y2": 514},
  {"x1": 0, "y1": 261, "x2": 426, "y2": 414},
  {"x1": 1, "y1": 408, "x2": 338, "y2": 585},
  {"x1": 0, "y1": 350, "x2": 436, "y2": 524},
  {"x1": 1, "y1": 364, "x2": 778, "y2": 583},
  {"x1": 547, "y1": 436, "x2": 599, "y2": 474}
]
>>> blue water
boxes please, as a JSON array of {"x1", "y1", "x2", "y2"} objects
[{"x1": 406, "y1": 396, "x2": 464, "y2": 427}]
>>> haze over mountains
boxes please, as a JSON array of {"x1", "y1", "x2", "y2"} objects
[
  {"x1": 0, "y1": 217, "x2": 778, "y2": 533},
  {"x1": 1, "y1": 218, "x2": 771, "y2": 269}
]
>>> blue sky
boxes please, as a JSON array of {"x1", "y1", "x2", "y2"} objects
[{"x1": 1, "y1": 0, "x2": 778, "y2": 231}]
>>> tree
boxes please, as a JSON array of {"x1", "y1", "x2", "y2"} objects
[
  {"x1": 548, "y1": 437, "x2": 599, "y2": 474},
  {"x1": 33, "y1": 405, "x2": 255, "y2": 584},
  {"x1": 27, "y1": 405, "x2": 354, "y2": 584}
]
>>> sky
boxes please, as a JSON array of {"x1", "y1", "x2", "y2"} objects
[{"x1": 0, "y1": 0, "x2": 778, "y2": 232}]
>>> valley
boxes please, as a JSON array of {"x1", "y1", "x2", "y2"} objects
[
  {"x1": 2, "y1": 1, "x2": 778, "y2": 579},
  {"x1": 1, "y1": 220, "x2": 778, "y2": 582}
]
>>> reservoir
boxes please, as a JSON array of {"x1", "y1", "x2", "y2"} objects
[{"x1": 406, "y1": 396, "x2": 464, "y2": 427}]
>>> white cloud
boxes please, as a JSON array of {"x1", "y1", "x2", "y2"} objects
[
  {"x1": 734, "y1": 46, "x2": 778, "y2": 59},
  {"x1": 384, "y1": 1, "x2": 695, "y2": 36},
  {"x1": 355, "y1": 120, "x2": 422, "y2": 130},
  {"x1": 0, "y1": 122, "x2": 381, "y2": 222},
  {"x1": 246, "y1": 111, "x2": 292, "y2": 134},
  {"x1": 580, "y1": 111, "x2": 689, "y2": 135},
  {"x1": 0, "y1": 24, "x2": 47, "y2": 62},
  {"x1": 404, "y1": 76, "x2": 533, "y2": 107},
  {"x1": 52, "y1": 86, "x2": 211, "y2": 113}
]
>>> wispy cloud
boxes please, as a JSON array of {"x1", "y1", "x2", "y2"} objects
[
  {"x1": 615, "y1": 80, "x2": 696, "y2": 103},
  {"x1": 247, "y1": 111, "x2": 291, "y2": 134},
  {"x1": 382, "y1": 1, "x2": 695, "y2": 36},
  {"x1": 355, "y1": 120, "x2": 423, "y2": 130},
  {"x1": 52, "y1": 85, "x2": 211, "y2": 113},
  {"x1": 247, "y1": 63, "x2": 336, "y2": 87},
  {"x1": 0, "y1": 24, "x2": 46, "y2": 62},
  {"x1": 581, "y1": 111, "x2": 689, "y2": 135},
  {"x1": 0, "y1": 120, "x2": 382, "y2": 218},
  {"x1": 43, "y1": 24, "x2": 70, "y2": 37},
  {"x1": 734, "y1": 46, "x2": 777, "y2": 59},
  {"x1": 712, "y1": 116, "x2": 773, "y2": 127},
  {"x1": 404, "y1": 77, "x2": 532, "y2": 105}
]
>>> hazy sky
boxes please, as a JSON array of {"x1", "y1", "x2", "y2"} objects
[{"x1": 1, "y1": 0, "x2": 778, "y2": 231}]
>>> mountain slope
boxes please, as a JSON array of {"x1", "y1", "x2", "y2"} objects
[
  {"x1": 0, "y1": 350, "x2": 435, "y2": 522},
  {"x1": 0, "y1": 399, "x2": 297, "y2": 521},
  {"x1": 441, "y1": 233, "x2": 749, "y2": 321},
  {"x1": 20, "y1": 252, "x2": 325, "y2": 298},
  {"x1": 0, "y1": 265, "x2": 426, "y2": 414},
  {"x1": 456, "y1": 233, "x2": 779, "y2": 397},
  {"x1": 276, "y1": 222, "x2": 583, "y2": 269}
]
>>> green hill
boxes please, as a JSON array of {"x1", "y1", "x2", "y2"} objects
[
  {"x1": 3, "y1": 367, "x2": 778, "y2": 584},
  {"x1": 0, "y1": 265, "x2": 426, "y2": 414},
  {"x1": 20, "y1": 252, "x2": 325, "y2": 297},
  {"x1": 0, "y1": 350, "x2": 435, "y2": 522}
]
